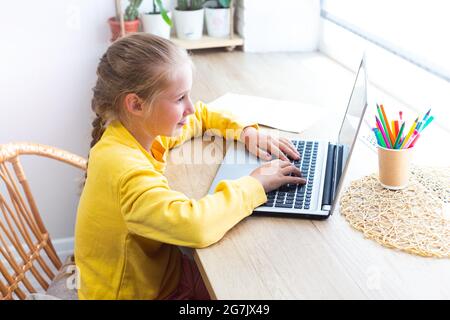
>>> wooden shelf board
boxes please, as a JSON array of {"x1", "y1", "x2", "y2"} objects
[{"x1": 170, "y1": 34, "x2": 244, "y2": 50}]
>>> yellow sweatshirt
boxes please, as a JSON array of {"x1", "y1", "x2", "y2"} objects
[{"x1": 74, "y1": 101, "x2": 267, "y2": 300}]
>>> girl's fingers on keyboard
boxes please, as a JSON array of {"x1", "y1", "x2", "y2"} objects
[
  {"x1": 280, "y1": 138, "x2": 300, "y2": 158},
  {"x1": 279, "y1": 140, "x2": 300, "y2": 159},
  {"x1": 285, "y1": 176, "x2": 307, "y2": 185},
  {"x1": 268, "y1": 159, "x2": 290, "y2": 168},
  {"x1": 256, "y1": 148, "x2": 272, "y2": 160},
  {"x1": 246, "y1": 142, "x2": 272, "y2": 160},
  {"x1": 267, "y1": 143, "x2": 288, "y2": 161},
  {"x1": 281, "y1": 165, "x2": 301, "y2": 176}
]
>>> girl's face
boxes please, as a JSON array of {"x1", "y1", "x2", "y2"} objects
[{"x1": 147, "y1": 63, "x2": 195, "y2": 137}]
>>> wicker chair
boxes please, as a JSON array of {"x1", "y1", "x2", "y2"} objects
[{"x1": 0, "y1": 142, "x2": 86, "y2": 300}]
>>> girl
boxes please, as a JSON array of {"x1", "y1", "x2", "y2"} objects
[{"x1": 75, "y1": 33, "x2": 305, "y2": 300}]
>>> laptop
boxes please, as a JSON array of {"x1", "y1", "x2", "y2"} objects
[{"x1": 208, "y1": 57, "x2": 369, "y2": 220}]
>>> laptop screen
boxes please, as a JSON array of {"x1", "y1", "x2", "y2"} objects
[
  {"x1": 329, "y1": 58, "x2": 368, "y2": 214},
  {"x1": 338, "y1": 58, "x2": 368, "y2": 148}
]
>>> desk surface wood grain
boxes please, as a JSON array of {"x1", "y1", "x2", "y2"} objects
[{"x1": 164, "y1": 51, "x2": 450, "y2": 299}]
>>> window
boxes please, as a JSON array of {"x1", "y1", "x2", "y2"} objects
[{"x1": 320, "y1": 0, "x2": 450, "y2": 130}]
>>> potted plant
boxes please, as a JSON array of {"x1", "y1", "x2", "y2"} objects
[
  {"x1": 204, "y1": 0, "x2": 231, "y2": 38},
  {"x1": 173, "y1": 0, "x2": 205, "y2": 40},
  {"x1": 108, "y1": 0, "x2": 143, "y2": 42},
  {"x1": 141, "y1": 0, "x2": 173, "y2": 39}
]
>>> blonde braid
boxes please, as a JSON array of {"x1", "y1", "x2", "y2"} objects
[{"x1": 90, "y1": 114, "x2": 106, "y2": 148}]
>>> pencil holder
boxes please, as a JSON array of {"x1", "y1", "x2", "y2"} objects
[{"x1": 377, "y1": 146, "x2": 414, "y2": 190}]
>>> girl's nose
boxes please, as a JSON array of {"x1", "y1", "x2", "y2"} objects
[{"x1": 184, "y1": 97, "x2": 195, "y2": 116}]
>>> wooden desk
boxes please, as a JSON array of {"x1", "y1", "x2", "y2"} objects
[{"x1": 164, "y1": 71, "x2": 450, "y2": 300}]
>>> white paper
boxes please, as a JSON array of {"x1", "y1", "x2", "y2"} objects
[{"x1": 207, "y1": 93, "x2": 329, "y2": 133}]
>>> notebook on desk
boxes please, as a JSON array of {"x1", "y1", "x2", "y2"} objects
[
  {"x1": 208, "y1": 57, "x2": 369, "y2": 219},
  {"x1": 207, "y1": 93, "x2": 329, "y2": 133}
]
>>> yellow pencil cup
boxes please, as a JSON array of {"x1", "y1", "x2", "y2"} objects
[{"x1": 377, "y1": 146, "x2": 414, "y2": 190}]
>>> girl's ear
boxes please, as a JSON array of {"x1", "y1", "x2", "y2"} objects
[{"x1": 124, "y1": 93, "x2": 144, "y2": 115}]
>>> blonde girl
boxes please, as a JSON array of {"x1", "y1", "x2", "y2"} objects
[{"x1": 75, "y1": 33, "x2": 304, "y2": 300}]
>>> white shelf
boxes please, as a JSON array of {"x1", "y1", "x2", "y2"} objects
[{"x1": 170, "y1": 34, "x2": 244, "y2": 50}]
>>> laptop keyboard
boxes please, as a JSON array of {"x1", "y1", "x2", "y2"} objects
[{"x1": 263, "y1": 140, "x2": 318, "y2": 210}]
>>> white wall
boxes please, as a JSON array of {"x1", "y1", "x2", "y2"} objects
[
  {"x1": 236, "y1": 0, "x2": 320, "y2": 52},
  {"x1": 0, "y1": 0, "x2": 121, "y2": 244}
]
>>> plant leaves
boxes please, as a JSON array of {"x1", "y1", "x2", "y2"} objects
[
  {"x1": 218, "y1": 0, "x2": 230, "y2": 8},
  {"x1": 156, "y1": 0, "x2": 173, "y2": 27}
]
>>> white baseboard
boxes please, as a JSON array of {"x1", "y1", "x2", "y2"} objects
[{"x1": 52, "y1": 237, "x2": 74, "y2": 261}]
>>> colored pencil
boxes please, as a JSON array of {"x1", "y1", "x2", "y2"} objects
[
  {"x1": 423, "y1": 108, "x2": 431, "y2": 122},
  {"x1": 379, "y1": 104, "x2": 395, "y2": 146},
  {"x1": 372, "y1": 128, "x2": 380, "y2": 145},
  {"x1": 394, "y1": 120, "x2": 399, "y2": 137},
  {"x1": 416, "y1": 121, "x2": 422, "y2": 131},
  {"x1": 393, "y1": 121, "x2": 405, "y2": 149},
  {"x1": 376, "y1": 105, "x2": 392, "y2": 147},
  {"x1": 375, "y1": 116, "x2": 391, "y2": 148},
  {"x1": 404, "y1": 130, "x2": 419, "y2": 148},
  {"x1": 419, "y1": 115, "x2": 434, "y2": 132},
  {"x1": 373, "y1": 128, "x2": 386, "y2": 148},
  {"x1": 409, "y1": 132, "x2": 421, "y2": 148},
  {"x1": 399, "y1": 117, "x2": 418, "y2": 149}
]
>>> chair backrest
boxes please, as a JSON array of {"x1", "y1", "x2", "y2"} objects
[{"x1": 0, "y1": 143, "x2": 86, "y2": 300}]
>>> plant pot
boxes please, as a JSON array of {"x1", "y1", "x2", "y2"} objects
[
  {"x1": 173, "y1": 9, "x2": 204, "y2": 40},
  {"x1": 108, "y1": 17, "x2": 140, "y2": 42},
  {"x1": 141, "y1": 12, "x2": 172, "y2": 39},
  {"x1": 205, "y1": 7, "x2": 230, "y2": 38}
]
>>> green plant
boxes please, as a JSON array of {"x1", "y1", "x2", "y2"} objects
[
  {"x1": 150, "y1": 0, "x2": 173, "y2": 27},
  {"x1": 218, "y1": 0, "x2": 230, "y2": 8},
  {"x1": 204, "y1": 0, "x2": 230, "y2": 9},
  {"x1": 124, "y1": 0, "x2": 143, "y2": 21},
  {"x1": 177, "y1": 0, "x2": 205, "y2": 11}
]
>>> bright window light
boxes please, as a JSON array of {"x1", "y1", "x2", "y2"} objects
[
  {"x1": 320, "y1": 0, "x2": 450, "y2": 131},
  {"x1": 322, "y1": 0, "x2": 450, "y2": 81}
]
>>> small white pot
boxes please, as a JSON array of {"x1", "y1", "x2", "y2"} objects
[
  {"x1": 174, "y1": 9, "x2": 204, "y2": 40},
  {"x1": 205, "y1": 7, "x2": 230, "y2": 38},
  {"x1": 141, "y1": 11, "x2": 172, "y2": 39}
]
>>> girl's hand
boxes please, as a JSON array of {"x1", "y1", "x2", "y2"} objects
[
  {"x1": 240, "y1": 127, "x2": 300, "y2": 161},
  {"x1": 250, "y1": 159, "x2": 306, "y2": 193}
]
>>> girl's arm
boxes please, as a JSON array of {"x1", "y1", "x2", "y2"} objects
[
  {"x1": 119, "y1": 165, "x2": 267, "y2": 248},
  {"x1": 166, "y1": 101, "x2": 258, "y2": 149},
  {"x1": 166, "y1": 101, "x2": 299, "y2": 161}
]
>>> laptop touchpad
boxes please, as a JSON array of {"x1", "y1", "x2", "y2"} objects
[{"x1": 208, "y1": 142, "x2": 262, "y2": 194}]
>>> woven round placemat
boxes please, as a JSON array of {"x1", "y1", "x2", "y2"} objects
[{"x1": 340, "y1": 166, "x2": 450, "y2": 258}]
